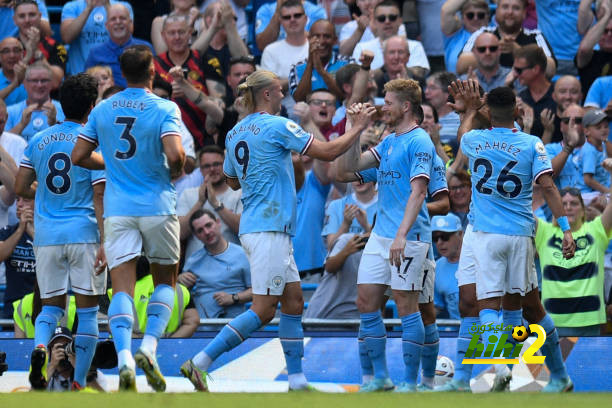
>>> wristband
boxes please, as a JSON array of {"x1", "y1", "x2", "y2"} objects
[
  {"x1": 361, "y1": 65, "x2": 370, "y2": 71},
  {"x1": 557, "y1": 216, "x2": 570, "y2": 232},
  {"x1": 213, "y1": 202, "x2": 224, "y2": 212},
  {"x1": 562, "y1": 144, "x2": 574, "y2": 154},
  {"x1": 194, "y1": 92, "x2": 204, "y2": 105}
]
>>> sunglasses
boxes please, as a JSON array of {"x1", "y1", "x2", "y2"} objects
[
  {"x1": 604, "y1": 29, "x2": 612, "y2": 35},
  {"x1": 375, "y1": 14, "x2": 399, "y2": 23},
  {"x1": 475, "y1": 45, "x2": 499, "y2": 53},
  {"x1": 229, "y1": 55, "x2": 255, "y2": 65},
  {"x1": 432, "y1": 232, "x2": 455, "y2": 242},
  {"x1": 560, "y1": 116, "x2": 583, "y2": 124},
  {"x1": 281, "y1": 12, "x2": 304, "y2": 20},
  {"x1": 513, "y1": 65, "x2": 533, "y2": 75},
  {"x1": 465, "y1": 11, "x2": 487, "y2": 20},
  {"x1": 559, "y1": 187, "x2": 582, "y2": 197}
]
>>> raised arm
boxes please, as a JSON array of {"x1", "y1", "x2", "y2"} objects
[
  {"x1": 601, "y1": 159, "x2": 612, "y2": 233},
  {"x1": 255, "y1": 2, "x2": 282, "y2": 51},
  {"x1": 440, "y1": 0, "x2": 466, "y2": 37},
  {"x1": 577, "y1": 2, "x2": 612, "y2": 68},
  {"x1": 578, "y1": 0, "x2": 597, "y2": 36},
  {"x1": 538, "y1": 172, "x2": 576, "y2": 259},
  {"x1": 61, "y1": 1, "x2": 98, "y2": 44}
]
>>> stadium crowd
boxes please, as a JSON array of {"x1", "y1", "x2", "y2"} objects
[{"x1": 0, "y1": 0, "x2": 611, "y2": 394}]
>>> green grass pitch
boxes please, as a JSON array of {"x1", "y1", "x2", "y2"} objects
[{"x1": 2, "y1": 392, "x2": 610, "y2": 408}]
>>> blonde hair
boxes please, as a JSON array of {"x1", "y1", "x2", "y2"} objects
[
  {"x1": 236, "y1": 70, "x2": 278, "y2": 113},
  {"x1": 86, "y1": 65, "x2": 113, "y2": 80},
  {"x1": 383, "y1": 78, "x2": 422, "y2": 115}
]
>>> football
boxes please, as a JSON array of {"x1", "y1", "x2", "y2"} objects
[
  {"x1": 434, "y1": 355, "x2": 455, "y2": 386},
  {"x1": 512, "y1": 325, "x2": 529, "y2": 342}
]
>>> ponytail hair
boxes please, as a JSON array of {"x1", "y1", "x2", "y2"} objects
[{"x1": 237, "y1": 70, "x2": 278, "y2": 113}]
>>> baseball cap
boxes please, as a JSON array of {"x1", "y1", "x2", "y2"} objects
[
  {"x1": 583, "y1": 109, "x2": 608, "y2": 127},
  {"x1": 48, "y1": 326, "x2": 72, "y2": 346},
  {"x1": 431, "y1": 214, "x2": 462, "y2": 232}
]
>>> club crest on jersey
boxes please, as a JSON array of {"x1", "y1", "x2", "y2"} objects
[
  {"x1": 535, "y1": 142, "x2": 546, "y2": 155},
  {"x1": 286, "y1": 121, "x2": 300, "y2": 134},
  {"x1": 388, "y1": 146, "x2": 393, "y2": 155}
]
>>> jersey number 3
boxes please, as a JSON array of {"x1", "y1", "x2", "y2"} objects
[
  {"x1": 46, "y1": 152, "x2": 71, "y2": 194},
  {"x1": 474, "y1": 159, "x2": 522, "y2": 198},
  {"x1": 114, "y1": 116, "x2": 136, "y2": 160}
]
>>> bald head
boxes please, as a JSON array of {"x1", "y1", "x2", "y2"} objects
[
  {"x1": 383, "y1": 35, "x2": 410, "y2": 73},
  {"x1": 0, "y1": 37, "x2": 24, "y2": 72},
  {"x1": 106, "y1": 4, "x2": 133, "y2": 44},
  {"x1": 553, "y1": 75, "x2": 582, "y2": 112}
]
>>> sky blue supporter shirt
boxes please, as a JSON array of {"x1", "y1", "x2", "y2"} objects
[
  {"x1": 79, "y1": 88, "x2": 181, "y2": 217},
  {"x1": 363, "y1": 127, "x2": 435, "y2": 241},
  {"x1": 322, "y1": 192, "x2": 377, "y2": 237},
  {"x1": 223, "y1": 112, "x2": 314, "y2": 236},
  {"x1": 21, "y1": 121, "x2": 104, "y2": 246},
  {"x1": 461, "y1": 127, "x2": 552, "y2": 236},
  {"x1": 0, "y1": 70, "x2": 26, "y2": 106},
  {"x1": 576, "y1": 141, "x2": 610, "y2": 193},
  {"x1": 433, "y1": 256, "x2": 460, "y2": 320},
  {"x1": 6, "y1": 100, "x2": 65, "y2": 142},
  {"x1": 534, "y1": 0, "x2": 581, "y2": 61},
  {"x1": 61, "y1": 0, "x2": 134, "y2": 75},
  {"x1": 183, "y1": 243, "x2": 251, "y2": 318},
  {"x1": 293, "y1": 170, "x2": 330, "y2": 271},
  {"x1": 545, "y1": 142, "x2": 581, "y2": 190}
]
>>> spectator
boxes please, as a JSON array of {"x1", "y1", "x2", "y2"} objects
[
  {"x1": 576, "y1": 109, "x2": 610, "y2": 196},
  {"x1": 290, "y1": 19, "x2": 352, "y2": 103},
  {"x1": 6, "y1": 62, "x2": 65, "y2": 142},
  {"x1": 544, "y1": 76, "x2": 583, "y2": 144},
  {"x1": 351, "y1": 0, "x2": 430, "y2": 73},
  {"x1": 577, "y1": 1, "x2": 612, "y2": 98},
  {"x1": 332, "y1": 62, "x2": 370, "y2": 126},
  {"x1": 458, "y1": 0, "x2": 556, "y2": 77},
  {"x1": 195, "y1": 1, "x2": 249, "y2": 80},
  {"x1": 151, "y1": 0, "x2": 203, "y2": 54},
  {"x1": 177, "y1": 145, "x2": 242, "y2": 260},
  {"x1": 0, "y1": 0, "x2": 50, "y2": 41},
  {"x1": 1, "y1": 197, "x2": 35, "y2": 320},
  {"x1": 260, "y1": 0, "x2": 309, "y2": 116},
  {"x1": 108, "y1": 262, "x2": 199, "y2": 338},
  {"x1": 303, "y1": 232, "x2": 366, "y2": 319},
  {"x1": 370, "y1": 36, "x2": 420, "y2": 99},
  {"x1": 0, "y1": 37, "x2": 27, "y2": 105},
  {"x1": 291, "y1": 151, "x2": 332, "y2": 281},
  {"x1": 321, "y1": 179, "x2": 377, "y2": 249},
  {"x1": 215, "y1": 55, "x2": 256, "y2": 138},
  {"x1": 421, "y1": 102, "x2": 451, "y2": 162},
  {"x1": 545, "y1": 104, "x2": 585, "y2": 190},
  {"x1": 61, "y1": 0, "x2": 134, "y2": 75},
  {"x1": 440, "y1": 0, "x2": 491, "y2": 73},
  {"x1": 536, "y1": 184, "x2": 612, "y2": 336},
  {"x1": 448, "y1": 170, "x2": 471, "y2": 229},
  {"x1": 514, "y1": 44, "x2": 556, "y2": 138},
  {"x1": 255, "y1": 0, "x2": 327, "y2": 52},
  {"x1": 13, "y1": 285, "x2": 76, "y2": 338},
  {"x1": 84, "y1": 4, "x2": 153, "y2": 88},
  {"x1": 13, "y1": 0, "x2": 67, "y2": 90},
  {"x1": 86, "y1": 65, "x2": 114, "y2": 104},
  {"x1": 339, "y1": 0, "x2": 407, "y2": 56},
  {"x1": 0, "y1": 98, "x2": 26, "y2": 179},
  {"x1": 533, "y1": 0, "x2": 582, "y2": 75},
  {"x1": 431, "y1": 214, "x2": 462, "y2": 320},
  {"x1": 460, "y1": 32, "x2": 513, "y2": 92},
  {"x1": 201, "y1": 0, "x2": 249, "y2": 42},
  {"x1": 584, "y1": 75, "x2": 612, "y2": 135},
  {"x1": 154, "y1": 13, "x2": 225, "y2": 150},
  {"x1": 294, "y1": 90, "x2": 344, "y2": 142},
  {"x1": 178, "y1": 209, "x2": 252, "y2": 319},
  {"x1": 425, "y1": 72, "x2": 460, "y2": 154}
]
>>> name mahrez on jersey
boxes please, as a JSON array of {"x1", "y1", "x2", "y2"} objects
[
  {"x1": 475, "y1": 140, "x2": 521, "y2": 157},
  {"x1": 36, "y1": 132, "x2": 77, "y2": 151},
  {"x1": 111, "y1": 99, "x2": 146, "y2": 112},
  {"x1": 227, "y1": 123, "x2": 261, "y2": 141}
]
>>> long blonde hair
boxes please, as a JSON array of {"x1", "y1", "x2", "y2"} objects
[{"x1": 236, "y1": 70, "x2": 278, "y2": 113}]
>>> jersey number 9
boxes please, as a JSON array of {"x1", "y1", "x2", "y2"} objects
[{"x1": 235, "y1": 140, "x2": 250, "y2": 179}]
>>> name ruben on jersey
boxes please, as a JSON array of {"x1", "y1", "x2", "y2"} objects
[{"x1": 111, "y1": 99, "x2": 146, "y2": 112}]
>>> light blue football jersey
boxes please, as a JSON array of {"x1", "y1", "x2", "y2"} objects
[
  {"x1": 79, "y1": 88, "x2": 182, "y2": 217},
  {"x1": 429, "y1": 154, "x2": 448, "y2": 197},
  {"x1": 367, "y1": 128, "x2": 435, "y2": 241},
  {"x1": 21, "y1": 121, "x2": 104, "y2": 246},
  {"x1": 223, "y1": 112, "x2": 314, "y2": 235},
  {"x1": 460, "y1": 127, "x2": 552, "y2": 236},
  {"x1": 321, "y1": 192, "x2": 378, "y2": 237}
]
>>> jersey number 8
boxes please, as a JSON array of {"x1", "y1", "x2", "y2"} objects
[{"x1": 46, "y1": 152, "x2": 71, "y2": 194}]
